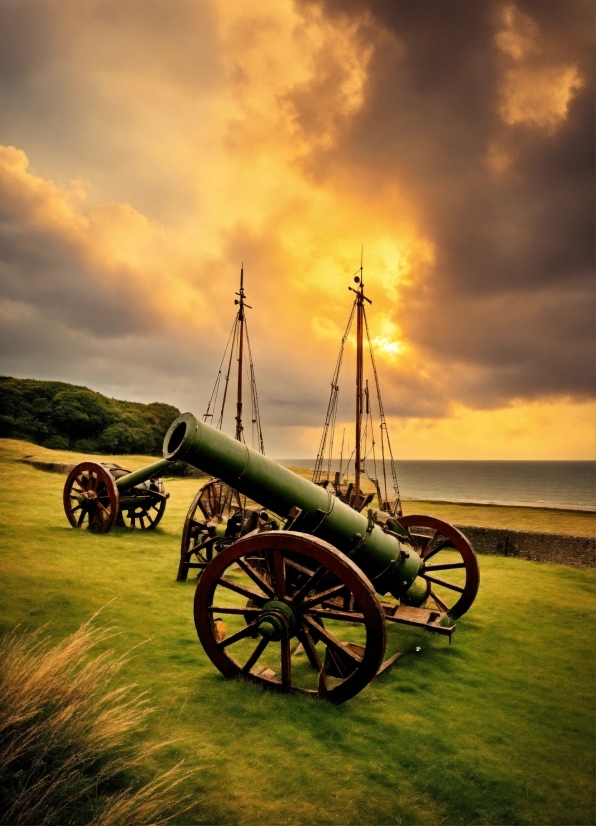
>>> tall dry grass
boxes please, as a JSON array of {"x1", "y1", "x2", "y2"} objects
[{"x1": 0, "y1": 615, "x2": 192, "y2": 826}]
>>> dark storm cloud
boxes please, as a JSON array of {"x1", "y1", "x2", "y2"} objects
[
  {"x1": 0, "y1": 221, "x2": 155, "y2": 339},
  {"x1": 296, "y1": 0, "x2": 595, "y2": 406}
]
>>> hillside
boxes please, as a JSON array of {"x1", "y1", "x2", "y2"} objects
[{"x1": 0, "y1": 376, "x2": 180, "y2": 456}]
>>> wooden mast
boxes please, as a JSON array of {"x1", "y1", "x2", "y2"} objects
[
  {"x1": 352, "y1": 248, "x2": 371, "y2": 510},
  {"x1": 354, "y1": 254, "x2": 364, "y2": 509},
  {"x1": 235, "y1": 265, "x2": 245, "y2": 442}
]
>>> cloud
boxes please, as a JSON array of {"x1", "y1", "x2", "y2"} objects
[
  {"x1": 0, "y1": 0, "x2": 593, "y2": 457},
  {"x1": 299, "y1": 0, "x2": 594, "y2": 404}
]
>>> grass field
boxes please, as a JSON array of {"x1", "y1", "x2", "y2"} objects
[{"x1": 1, "y1": 438, "x2": 595, "y2": 825}]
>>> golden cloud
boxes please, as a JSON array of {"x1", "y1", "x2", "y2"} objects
[{"x1": 496, "y1": 3, "x2": 584, "y2": 131}]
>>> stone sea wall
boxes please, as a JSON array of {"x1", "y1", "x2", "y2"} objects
[{"x1": 456, "y1": 524, "x2": 595, "y2": 568}]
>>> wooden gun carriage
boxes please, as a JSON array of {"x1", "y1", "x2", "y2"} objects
[
  {"x1": 165, "y1": 412, "x2": 480, "y2": 704},
  {"x1": 63, "y1": 458, "x2": 171, "y2": 533}
]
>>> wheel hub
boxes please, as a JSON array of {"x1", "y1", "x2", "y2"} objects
[
  {"x1": 257, "y1": 600, "x2": 296, "y2": 641},
  {"x1": 77, "y1": 490, "x2": 97, "y2": 508}
]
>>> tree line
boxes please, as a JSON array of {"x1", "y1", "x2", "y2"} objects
[{"x1": 0, "y1": 376, "x2": 180, "y2": 456}]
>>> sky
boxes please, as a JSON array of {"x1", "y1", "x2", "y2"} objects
[{"x1": 0, "y1": 0, "x2": 593, "y2": 459}]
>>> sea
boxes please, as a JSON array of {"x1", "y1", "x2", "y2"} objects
[{"x1": 277, "y1": 460, "x2": 596, "y2": 512}]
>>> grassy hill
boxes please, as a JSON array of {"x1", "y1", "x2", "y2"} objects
[
  {"x1": 0, "y1": 376, "x2": 180, "y2": 455},
  {"x1": 0, "y1": 437, "x2": 594, "y2": 825}
]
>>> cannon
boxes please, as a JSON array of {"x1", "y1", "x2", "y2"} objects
[
  {"x1": 164, "y1": 412, "x2": 480, "y2": 704},
  {"x1": 63, "y1": 458, "x2": 171, "y2": 533}
]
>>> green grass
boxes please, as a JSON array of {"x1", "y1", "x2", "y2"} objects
[{"x1": 0, "y1": 438, "x2": 595, "y2": 825}]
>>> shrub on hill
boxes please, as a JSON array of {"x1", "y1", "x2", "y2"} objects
[{"x1": 0, "y1": 377, "x2": 180, "y2": 456}]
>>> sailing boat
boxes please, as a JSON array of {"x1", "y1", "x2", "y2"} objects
[
  {"x1": 313, "y1": 254, "x2": 402, "y2": 518},
  {"x1": 177, "y1": 267, "x2": 276, "y2": 581}
]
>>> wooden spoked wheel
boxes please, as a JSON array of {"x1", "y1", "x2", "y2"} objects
[
  {"x1": 197, "y1": 479, "x2": 244, "y2": 521},
  {"x1": 397, "y1": 515, "x2": 480, "y2": 619},
  {"x1": 177, "y1": 479, "x2": 244, "y2": 581},
  {"x1": 118, "y1": 478, "x2": 167, "y2": 530},
  {"x1": 63, "y1": 462, "x2": 119, "y2": 534},
  {"x1": 194, "y1": 531, "x2": 386, "y2": 704}
]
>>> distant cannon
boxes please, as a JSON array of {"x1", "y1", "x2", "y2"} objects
[
  {"x1": 165, "y1": 413, "x2": 480, "y2": 704},
  {"x1": 63, "y1": 459, "x2": 171, "y2": 533}
]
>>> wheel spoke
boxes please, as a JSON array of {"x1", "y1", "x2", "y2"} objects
[
  {"x1": 271, "y1": 549, "x2": 286, "y2": 598},
  {"x1": 242, "y1": 637, "x2": 269, "y2": 673},
  {"x1": 208, "y1": 605, "x2": 262, "y2": 615},
  {"x1": 218, "y1": 577, "x2": 268, "y2": 604},
  {"x1": 423, "y1": 538, "x2": 452, "y2": 560},
  {"x1": 280, "y1": 637, "x2": 291, "y2": 687},
  {"x1": 236, "y1": 557, "x2": 275, "y2": 598},
  {"x1": 422, "y1": 573, "x2": 464, "y2": 593},
  {"x1": 296, "y1": 623, "x2": 323, "y2": 671},
  {"x1": 218, "y1": 618, "x2": 261, "y2": 648},
  {"x1": 429, "y1": 589, "x2": 450, "y2": 611},
  {"x1": 291, "y1": 565, "x2": 326, "y2": 603},
  {"x1": 410, "y1": 529, "x2": 436, "y2": 554},
  {"x1": 308, "y1": 608, "x2": 366, "y2": 623},
  {"x1": 76, "y1": 509, "x2": 86, "y2": 527},
  {"x1": 424, "y1": 561, "x2": 466, "y2": 572},
  {"x1": 303, "y1": 615, "x2": 363, "y2": 664},
  {"x1": 300, "y1": 583, "x2": 347, "y2": 610},
  {"x1": 296, "y1": 625, "x2": 323, "y2": 670}
]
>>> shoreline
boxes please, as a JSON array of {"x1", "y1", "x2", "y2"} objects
[{"x1": 400, "y1": 497, "x2": 595, "y2": 514}]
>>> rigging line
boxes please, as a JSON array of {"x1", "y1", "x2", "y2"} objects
[
  {"x1": 339, "y1": 444, "x2": 356, "y2": 487},
  {"x1": 239, "y1": 352, "x2": 253, "y2": 446},
  {"x1": 217, "y1": 315, "x2": 239, "y2": 431},
  {"x1": 327, "y1": 384, "x2": 340, "y2": 481},
  {"x1": 245, "y1": 347, "x2": 258, "y2": 451},
  {"x1": 240, "y1": 333, "x2": 253, "y2": 447},
  {"x1": 338, "y1": 427, "x2": 346, "y2": 480},
  {"x1": 363, "y1": 308, "x2": 402, "y2": 516},
  {"x1": 244, "y1": 320, "x2": 265, "y2": 455},
  {"x1": 313, "y1": 302, "x2": 356, "y2": 483},
  {"x1": 313, "y1": 320, "x2": 353, "y2": 483},
  {"x1": 362, "y1": 309, "x2": 388, "y2": 501},
  {"x1": 203, "y1": 321, "x2": 237, "y2": 422},
  {"x1": 368, "y1": 380, "x2": 380, "y2": 502}
]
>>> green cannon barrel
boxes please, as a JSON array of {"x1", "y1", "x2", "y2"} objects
[
  {"x1": 163, "y1": 413, "x2": 421, "y2": 598},
  {"x1": 114, "y1": 458, "x2": 172, "y2": 494}
]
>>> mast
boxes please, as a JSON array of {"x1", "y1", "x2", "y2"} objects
[
  {"x1": 235, "y1": 265, "x2": 245, "y2": 442},
  {"x1": 203, "y1": 265, "x2": 264, "y2": 454},
  {"x1": 350, "y1": 248, "x2": 370, "y2": 510},
  {"x1": 314, "y1": 252, "x2": 400, "y2": 515}
]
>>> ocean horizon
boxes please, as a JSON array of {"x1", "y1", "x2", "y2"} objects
[{"x1": 276, "y1": 459, "x2": 596, "y2": 513}]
